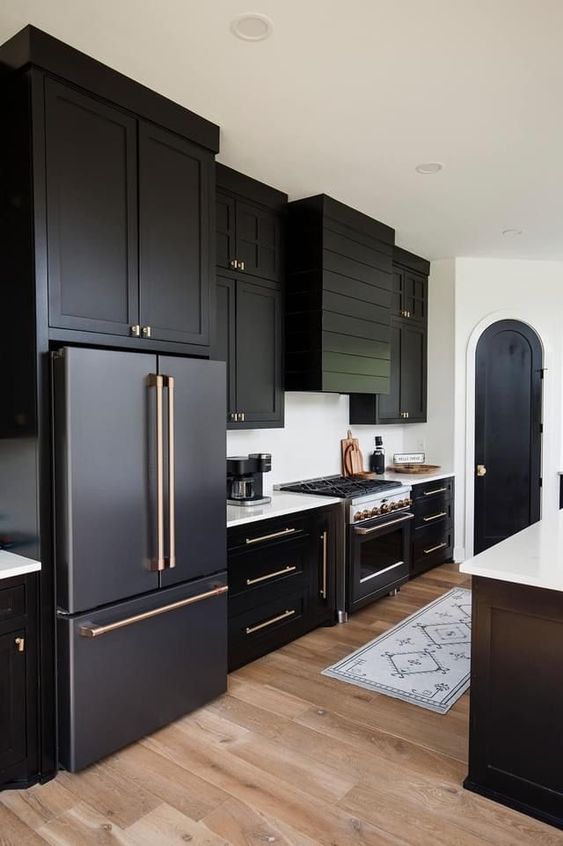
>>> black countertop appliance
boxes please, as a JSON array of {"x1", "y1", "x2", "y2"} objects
[{"x1": 227, "y1": 454, "x2": 272, "y2": 506}]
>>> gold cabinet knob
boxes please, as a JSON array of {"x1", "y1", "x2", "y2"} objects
[
  {"x1": 130, "y1": 325, "x2": 141, "y2": 337},
  {"x1": 142, "y1": 326, "x2": 152, "y2": 338},
  {"x1": 476, "y1": 464, "x2": 487, "y2": 477},
  {"x1": 238, "y1": 260, "x2": 245, "y2": 271},
  {"x1": 229, "y1": 259, "x2": 238, "y2": 270}
]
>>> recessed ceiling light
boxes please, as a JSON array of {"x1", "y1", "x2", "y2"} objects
[
  {"x1": 415, "y1": 162, "x2": 444, "y2": 175},
  {"x1": 230, "y1": 13, "x2": 273, "y2": 41},
  {"x1": 502, "y1": 228, "x2": 523, "y2": 237}
]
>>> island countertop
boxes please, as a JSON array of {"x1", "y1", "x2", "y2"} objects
[{"x1": 460, "y1": 513, "x2": 563, "y2": 592}]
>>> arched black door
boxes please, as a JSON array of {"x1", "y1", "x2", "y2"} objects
[{"x1": 474, "y1": 320, "x2": 543, "y2": 554}]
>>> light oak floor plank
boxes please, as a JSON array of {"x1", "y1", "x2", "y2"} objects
[{"x1": 3, "y1": 564, "x2": 562, "y2": 845}]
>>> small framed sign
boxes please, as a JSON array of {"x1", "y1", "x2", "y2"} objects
[{"x1": 393, "y1": 452, "x2": 425, "y2": 465}]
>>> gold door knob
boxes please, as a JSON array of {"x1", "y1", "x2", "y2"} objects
[
  {"x1": 15, "y1": 637, "x2": 25, "y2": 653},
  {"x1": 476, "y1": 464, "x2": 487, "y2": 477}
]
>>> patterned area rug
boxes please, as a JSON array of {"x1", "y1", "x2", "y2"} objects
[{"x1": 323, "y1": 587, "x2": 472, "y2": 714}]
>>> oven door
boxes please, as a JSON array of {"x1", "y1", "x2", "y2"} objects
[{"x1": 348, "y1": 512, "x2": 413, "y2": 612}]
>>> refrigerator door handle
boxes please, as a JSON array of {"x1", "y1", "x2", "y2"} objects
[
  {"x1": 78, "y1": 585, "x2": 228, "y2": 638},
  {"x1": 148, "y1": 374, "x2": 165, "y2": 571},
  {"x1": 165, "y1": 375, "x2": 176, "y2": 569}
]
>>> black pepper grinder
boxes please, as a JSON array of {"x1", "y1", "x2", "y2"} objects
[{"x1": 369, "y1": 436, "x2": 385, "y2": 475}]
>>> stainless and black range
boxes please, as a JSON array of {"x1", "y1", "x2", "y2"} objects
[{"x1": 279, "y1": 475, "x2": 413, "y2": 620}]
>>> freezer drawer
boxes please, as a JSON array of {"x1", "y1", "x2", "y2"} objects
[{"x1": 57, "y1": 574, "x2": 227, "y2": 772}]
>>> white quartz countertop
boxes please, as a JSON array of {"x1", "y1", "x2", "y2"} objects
[
  {"x1": 227, "y1": 491, "x2": 341, "y2": 528},
  {"x1": 382, "y1": 470, "x2": 454, "y2": 486},
  {"x1": 0, "y1": 550, "x2": 41, "y2": 581},
  {"x1": 460, "y1": 513, "x2": 563, "y2": 592}
]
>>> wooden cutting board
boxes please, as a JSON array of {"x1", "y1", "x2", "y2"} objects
[{"x1": 341, "y1": 430, "x2": 364, "y2": 476}]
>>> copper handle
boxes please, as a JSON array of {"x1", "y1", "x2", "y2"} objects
[
  {"x1": 424, "y1": 542, "x2": 447, "y2": 555},
  {"x1": 423, "y1": 487, "x2": 447, "y2": 496},
  {"x1": 354, "y1": 513, "x2": 414, "y2": 536},
  {"x1": 320, "y1": 531, "x2": 327, "y2": 599},
  {"x1": 79, "y1": 586, "x2": 228, "y2": 638},
  {"x1": 130, "y1": 324, "x2": 141, "y2": 337},
  {"x1": 166, "y1": 375, "x2": 175, "y2": 569},
  {"x1": 238, "y1": 260, "x2": 245, "y2": 271},
  {"x1": 229, "y1": 259, "x2": 238, "y2": 270},
  {"x1": 246, "y1": 609, "x2": 295, "y2": 635},
  {"x1": 142, "y1": 325, "x2": 152, "y2": 338},
  {"x1": 148, "y1": 374, "x2": 165, "y2": 571},
  {"x1": 15, "y1": 637, "x2": 25, "y2": 653},
  {"x1": 423, "y1": 512, "x2": 448, "y2": 522},
  {"x1": 245, "y1": 527, "x2": 297, "y2": 545},
  {"x1": 246, "y1": 565, "x2": 296, "y2": 586}
]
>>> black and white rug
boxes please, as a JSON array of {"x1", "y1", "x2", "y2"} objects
[{"x1": 322, "y1": 588, "x2": 471, "y2": 714}]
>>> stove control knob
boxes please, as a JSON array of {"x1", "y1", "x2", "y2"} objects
[
  {"x1": 362, "y1": 510, "x2": 370, "y2": 519},
  {"x1": 353, "y1": 511, "x2": 362, "y2": 521},
  {"x1": 370, "y1": 507, "x2": 378, "y2": 517},
  {"x1": 406, "y1": 498, "x2": 413, "y2": 507},
  {"x1": 380, "y1": 503, "x2": 390, "y2": 513},
  {"x1": 391, "y1": 502, "x2": 400, "y2": 510}
]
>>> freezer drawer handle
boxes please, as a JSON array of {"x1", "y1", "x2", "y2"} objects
[
  {"x1": 78, "y1": 585, "x2": 228, "y2": 638},
  {"x1": 354, "y1": 513, "x2": 414, "y2": 536},
  {"x1": 245, "y1": 608, "x2": 295, "y2": 635},
  {"x1": 246, "y1": 565, "x2": 297, "y2": 586},
  {"x1": 245, "y1": 527, "x2": 298, "y2": 545}
]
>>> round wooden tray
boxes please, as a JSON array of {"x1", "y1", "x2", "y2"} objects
[{"x1": 388, "y1": 464, "x2": 441, "y2": 474}]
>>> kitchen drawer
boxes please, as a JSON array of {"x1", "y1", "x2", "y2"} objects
[
  {"x1": 412, "y1": 522, "x2": 453, "y2": 575},
  {"x1": 228, "y1": 515, "x2": 311, "y2": 552},
  {"x1": 413, "y1": 496, "x2": 453, "y2": 529},
  {"x1": 0, "y1": 583, "x2": 26, "y2": 626},
  {"x1": 228, "y1": 532, "x2": 311, "y2": 598},
  {"x1": 229, "y1": 590, "x2": 307, "y2": 671},
  {"x1": 411, "y1": 477, "x2": 454, "y2": 502}
]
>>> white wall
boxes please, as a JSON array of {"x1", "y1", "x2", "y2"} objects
[
  {"x1": 226, "y1": 393, "x2": 407, "y2": 488},
  {"x1": 453, "y1": 258, "x2": 563, "y2": 559}
]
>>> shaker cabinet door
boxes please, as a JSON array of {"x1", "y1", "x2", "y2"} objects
[
  {"x1": 45, "y1": 79, "x2": 139, "y2": 336},
  {"x1": 400, "y1": 322, "x2": 427, "y2": 422},
  {"x1": 214, "y1": 275, "x2": 237, "y2": 421},
  {"x1": 235, "y1": 201, "x2": 282, "y2": 282},
  {"x1": 0, "y1": 629, "x2": 27, "y2": 773},
  {"x1": 139, "y1": 122, "x2": 212, "y2": 348},
  {"x1": 235, "y1": 281, "x2": 283, "y2": 425},
  {"x1": 377, "y1": 322, "x2": 402, "y2": 421}
]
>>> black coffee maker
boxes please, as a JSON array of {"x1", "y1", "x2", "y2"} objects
[{"x1": 227, "y1": 453, "x2": 272, "y2": 506}]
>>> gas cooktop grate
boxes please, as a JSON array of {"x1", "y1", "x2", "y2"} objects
[{"x1": 280, "y1": 476, "x2": 402, "y2": 499}]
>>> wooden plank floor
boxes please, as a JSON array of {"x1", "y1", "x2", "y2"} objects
[{"x1": 2, "y1": 563, "x2": 562, "y2": 845}]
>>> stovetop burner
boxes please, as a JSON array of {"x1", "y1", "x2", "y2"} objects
[{"x1": 279, "y1": 475, "x2": 402, "y2": 499}]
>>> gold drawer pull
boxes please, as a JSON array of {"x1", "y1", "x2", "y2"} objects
[
  {"x1": 246, "y1": 609, "x2": 296, "y2": 635},
  {"x1": 424, "y1": 542, "x2": 447, "y2": 555},
  {"x1": 15, "y1": 637, "x2": 25, "y2": 653},
  {"x1": 423, "y1": 487, "x2": 447, "y2": 496},
  {"x1": 423, "y1": 512, "x2": 448, "y2": 522},
  {"x1": 246, "y1": 565, "x2": 297, "y2": 586},
  {"x1": 245, "y1": 527, "x2": 297, "y2": 545},
  {"x1": 320, "y1": 531, "x2": 327, "y2": 599}
]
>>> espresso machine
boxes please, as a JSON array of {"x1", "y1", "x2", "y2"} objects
[{"x1": 227, "y1": 453, "x2": 272, "y2": 506}]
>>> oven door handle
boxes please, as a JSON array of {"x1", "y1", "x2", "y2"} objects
[{"x1": 354, "y1": 513, "x2": 414, "y2": 536}]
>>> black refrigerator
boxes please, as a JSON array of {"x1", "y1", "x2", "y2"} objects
[{"x1": 53, "y1": 347, "x2": 227, "y2": 772}]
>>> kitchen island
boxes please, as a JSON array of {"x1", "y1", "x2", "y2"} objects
[{"x1": 460, "y1": 515, "x2": 563, "y2": 830}]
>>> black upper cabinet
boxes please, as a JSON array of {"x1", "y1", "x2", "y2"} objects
[
  {"x1": 215, "y1": 273, "x2": 283, "y2": 429},
  {"x1": 45, "y1": 79, "x2": 139, "y2": 337},
  {"x1": 216, "y1": 164, "x2": 285, "y2": 283},
  {"x1": 286, "y1": 195, "x2": 395, "y2": 394},
  {"x1": 214, "y1": 164, "x2": 286, "y2": 429},
  {"x1": 349, "y1": 247, "x2": 429, "y2": 425},
  {"x1": 139, "y1": 122, "x2": 211, "y2": 346}
]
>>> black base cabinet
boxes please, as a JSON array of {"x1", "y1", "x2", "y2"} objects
[
  {"x1": 465, "y1": 577, "x2": 563, "y2": 830},
  {"x1": 0, "y1": 574, "x2": 39, "y2": 790},
  {"x1": 227, "y1": 506, "x2": 340, "y2": 671},
  {"x1": 410, "y1": 478, "x2": 455, "y2": 577}
]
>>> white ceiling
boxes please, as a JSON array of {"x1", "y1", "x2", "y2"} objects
[{"x1": 2, "y1": 0, "x2": 563, "y2": 260}]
